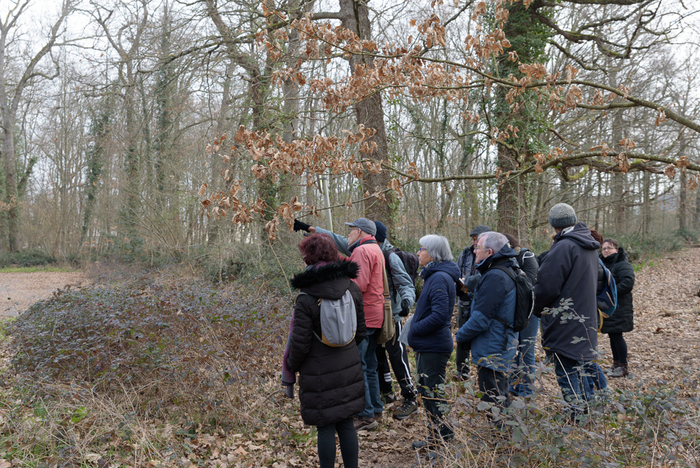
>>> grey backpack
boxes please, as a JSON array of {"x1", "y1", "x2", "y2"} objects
[{"x1": 300, "y1": 290, "x2": 357, "y2": 347}]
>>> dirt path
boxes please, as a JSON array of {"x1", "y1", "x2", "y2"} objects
[{"x1": 0, "y1": 271, "x2": 88, "y2": 317}]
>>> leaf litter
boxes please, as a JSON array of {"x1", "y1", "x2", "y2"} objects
[{"x1": 0, "y1": 249, "x2": 698, "y2": 467}]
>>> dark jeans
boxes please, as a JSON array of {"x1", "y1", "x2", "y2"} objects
[
  {"x1": 509, "y1": 315, "x2": 540, "y2": 396},
  {"x1": 455, "y1": 302, "x2": 471, "y2": 376},
  {"x1": 416, "y1": 352, "x2": 453, "y2": 442},
  {"x1": 376, "y1": 317, "x2": 416, "y2": 400},
  {"x1": 317, "y1": 416, "x2": 358, "y2": 468},
  {"x1": 552, "y1": 353, "x2": 607, "y2": 416},
  {"x1": 357, "y1": 328, "x2": 382, "y2": 417},
  {"x1": 609, "y1": 332, "x2": 628, "y2": 365}
]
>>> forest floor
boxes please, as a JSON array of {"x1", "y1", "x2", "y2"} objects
[{"x1": 0, "y1": 249, "x2": 699, "y2": 467}]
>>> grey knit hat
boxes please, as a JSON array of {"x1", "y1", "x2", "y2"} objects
[
  {"x1": 345, "y1": 217, "x2": 377, "y2": 236},
  {"x1": 469, "y1": 225, "x2": 492, "y2": 237},
  {"x1": 549, "y1": 203, "x2": 577, "y2": 228}
]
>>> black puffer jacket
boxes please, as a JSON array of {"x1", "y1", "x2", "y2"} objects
[
  {"x1": 600, "y1": 247, "x2": 635, "y2": 334},
  {"x1": 286, "y1": 261, "x2": 366, "y2": 427}
]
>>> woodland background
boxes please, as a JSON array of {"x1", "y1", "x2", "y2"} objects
[
  {"x1": 1, "y1": 0, "x2": 699, "y2": 267},
  {"x1": 1, "y1": 1, "x2": 700, "y2": 466}
]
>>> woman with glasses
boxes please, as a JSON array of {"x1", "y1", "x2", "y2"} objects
[
  {"x1": 600, "y1": 238, "x2": 635, "y2": 378},
  {"x1": 407, "y1": 235, "x2": 460, "y2": 460}
]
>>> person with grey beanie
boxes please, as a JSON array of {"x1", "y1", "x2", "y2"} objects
[
  {"x1": 454, "y1": 225, "x2": 491, "y2": 380},
  {"x1": 534, "y1": 203, "x2": 606, "y2": 419}
]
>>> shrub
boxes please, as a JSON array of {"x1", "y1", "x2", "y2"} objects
[{"x1": 0, "y1": 248, "x2": 56, "y2": 267}]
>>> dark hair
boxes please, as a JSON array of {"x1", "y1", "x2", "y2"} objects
[
  {"x1": 503, "y1": 233, "x2": 520, "y2": 249},
  {"x1": 603, "y1": 238, "x2": 619, "y2": 249},
  {"x1": 298, "y1": 233, "x2": 339, "y2": 265},
  {"x1": 589, "y1": 229, "x2": 604, "y2": 244}
]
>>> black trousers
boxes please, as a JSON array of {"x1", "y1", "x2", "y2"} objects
[
  {"x1": 455, "y1": 302, "x2": 471, "y2": 376},
  {"x1": 317, "y1": 416, "x2": 358, "y2": 468},
  {"x1": 608, "y1": 332, "x2": 628, "y2": 365},
  {"x1": 416, "y1": 352, "x2": 453, "y2": 442},
  {"x1": 376, "y1": 317, "x2": 417, "y2": 400},
  {"x1": 477, "y1": 366, "x2": 511, "y2": 408}
]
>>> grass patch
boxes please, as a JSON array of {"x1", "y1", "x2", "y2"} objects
[{"x1": 0, "y1": 265, "x2": 78, "y2": 273}]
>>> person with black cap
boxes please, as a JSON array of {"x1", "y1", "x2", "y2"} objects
[
  {"x1": 372, "y1": 221, "x2": 419, "y2": 420},
  {"x1": 454, "y1": 225, "x2": 491, "y2": 381},
  {"x1": 533, "y1": 203, "x2": 606, "y2": 419},
  {"x1": 293, "y1": 217, "x2": 386, "y2": 431}
]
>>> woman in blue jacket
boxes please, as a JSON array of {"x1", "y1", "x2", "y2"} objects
[{"x1": 407, "y1": 235, "x2": 460, "y2": 455}]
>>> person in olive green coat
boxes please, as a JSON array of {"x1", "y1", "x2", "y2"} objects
[{"x1": 600, "y1": 238, "x2": 635, "y2": 378}]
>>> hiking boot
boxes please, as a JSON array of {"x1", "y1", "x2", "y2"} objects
[
  {"x1": 354, "y1": 416, "x2": 378, "y2": 431},
  {"x1": 411, "y1": 439, "x2": 429, "y2": 450},
  {"x1": 381, "y1": 392, "x2": 397, "y2": 404},
  {"x1": 393, "y1": 399, "x2": 418, "y2": 420},
  {"x1": 610, "y1": 364, "x2": 629, "y2": 378}
]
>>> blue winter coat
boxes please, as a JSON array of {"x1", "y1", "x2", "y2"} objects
[
  {"x1": 456, "y1": 245, "x2": 518, "y2": 372},
  {"x1": 534, "y1": 222, "x2": 600, "y2": 362},
  {"x1": 407, "y1": 260, "x2": 460, "y2": 354}
]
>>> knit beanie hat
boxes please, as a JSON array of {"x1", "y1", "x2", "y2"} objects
[
  {"x1": 469, "y1": 225, "x2": 492, "y2": 237},
  {"x1": 549, "y1": 203, "x2": 577, "y2": 228},
  {"x1": 374, "y1": 221, "x2": 387, "y2": 244}
]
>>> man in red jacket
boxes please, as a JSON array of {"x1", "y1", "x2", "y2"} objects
[{"x1": 293, "y1": 217, "x2": 386, "y2": 431}]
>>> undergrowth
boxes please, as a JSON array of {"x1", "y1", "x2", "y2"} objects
[{"x1": 0, "y1": 259, "x2": 698, "y2": 467}]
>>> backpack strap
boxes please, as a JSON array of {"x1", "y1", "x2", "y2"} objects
[{"x1": 297, "y1": 291, "x2": 325, "y2": 342}]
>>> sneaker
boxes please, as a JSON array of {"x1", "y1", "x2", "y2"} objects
[
  {"x1": 354, "y1": 416, "x2": 378, "y2": 431},
  {"x1": 393, "y1": 399, "x2": 418, "y2": 420},
  {"x1": 381, "y1": 392, "x2": 397, "y2": 404}
]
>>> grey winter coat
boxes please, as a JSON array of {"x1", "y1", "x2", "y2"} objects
[
  {"x1": 287, "y1": 261, "x2": 366, "y2": 426},
  {"x1": 600, "y1": 247, "x2": 635, "y2": 334},
  {"x1": 534, "y1": 222, "x2": 601, "y2": 362}
]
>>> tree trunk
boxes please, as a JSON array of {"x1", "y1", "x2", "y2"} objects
[{"x1": 338, "y1": 0, "x2": 393, "y2": 228}]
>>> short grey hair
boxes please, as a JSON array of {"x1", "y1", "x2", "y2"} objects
[
  {"x1": 419, "y1": 235, "x2": 453, "y2": 262},
  {"x1": 478, "y1": 231, "x2": 508, "y2": 254}
]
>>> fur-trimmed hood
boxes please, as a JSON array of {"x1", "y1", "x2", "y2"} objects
[{"x1": 290, "y1": 260, "x2": 360, "y2": 300}]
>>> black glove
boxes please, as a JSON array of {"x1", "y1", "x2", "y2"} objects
[
  {"x1": 399, "y1": 298, "x2": 411, "y2": 317},
  {"x1": 293, "y1": 219, "x2": 311, "y2": 232}
]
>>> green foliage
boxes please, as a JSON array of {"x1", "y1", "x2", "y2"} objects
[
  {"x1": 612, "y1": 229, "x2": 697, "y2": 264},
  {"x1": 0, "y1": 249, "x2": 56, "y2": 268},
  {"x1": 203, "y1": 240, "x2": 302, "y2": 293}
]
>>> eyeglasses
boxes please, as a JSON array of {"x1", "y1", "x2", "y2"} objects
[
  {"x1": 417, "y1": 247, "x2": 426, "y2": 253},
  {"x1": 601, "y1": 247, "x2": 616, "y2": 252},
  {"x1": 474, "y1": 245, "x2": 490, "y2": 251}
]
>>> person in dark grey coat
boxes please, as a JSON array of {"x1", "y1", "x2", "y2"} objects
[
  {"x1": 287, "y1": 233, "x2": 366, "y2": 468},
  {"x1": 600, "y1": 238, "x2": 635, "y2": 378},
  {"x1": 534, "y1": 203, "x2": 606, "y2": 416}
]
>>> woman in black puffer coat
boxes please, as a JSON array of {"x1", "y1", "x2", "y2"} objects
[
  {"x1": 286, "y1": 233, "x2": 366, "y2": 468},
  {"x1": 600, "y1": 238, "x2": 635, "y2": 378}
]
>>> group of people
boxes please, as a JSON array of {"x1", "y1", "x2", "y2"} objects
[{"x1": 282, "y1": 202, "x2": 635, "y2": 466}]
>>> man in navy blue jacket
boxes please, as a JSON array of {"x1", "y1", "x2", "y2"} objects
[
  {"x1": 456, "y1": 231, "x2": 518, "y2": 414},
  {"x1": 533, "y1": 203, "x2": 606, "y2": 417}
]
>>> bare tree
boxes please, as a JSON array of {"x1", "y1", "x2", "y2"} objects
[{"x1": 0, "y1": 0, "x2": 74, "y2": 252}]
